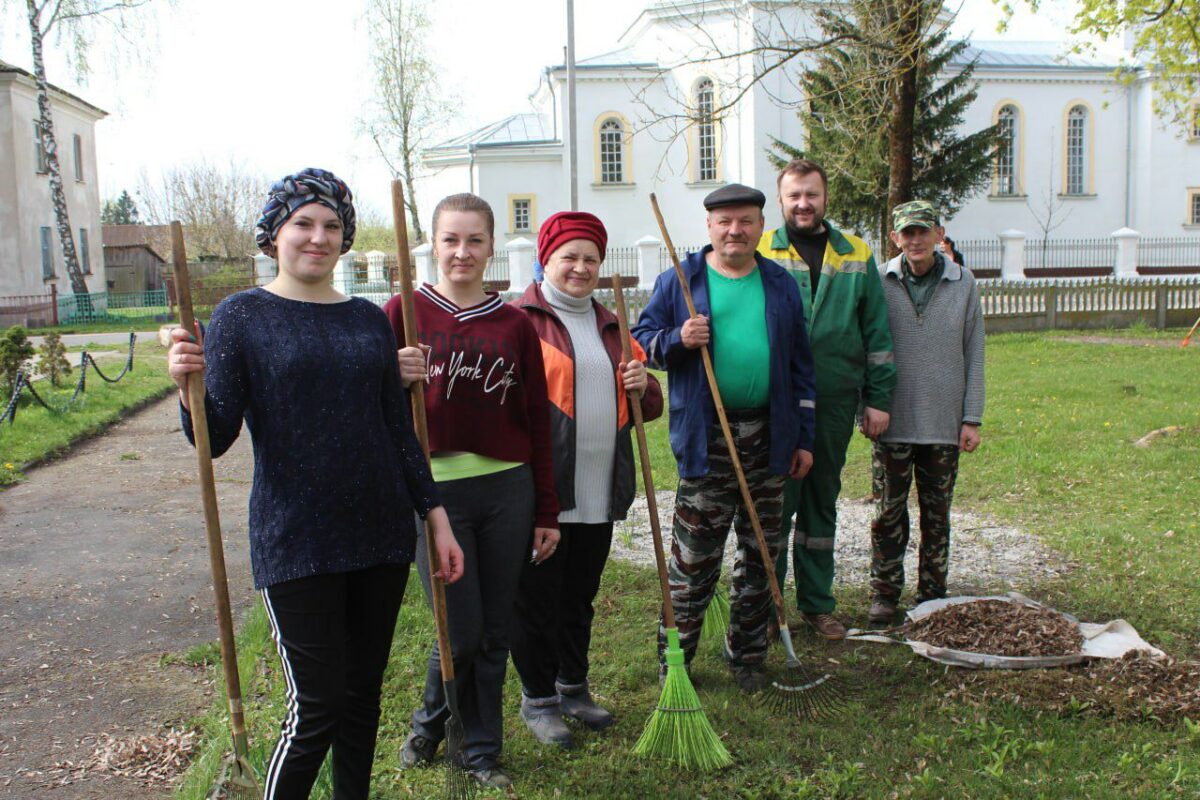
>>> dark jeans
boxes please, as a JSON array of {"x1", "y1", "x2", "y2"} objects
[
  {"x1": 511, "y1": 521, "x2": 614, "y2": 698},
  {"x1": 259, "y1": 563, "x2": 408, "y2": 800},
  {"x1": 411, "y1": 465, "x2": 534, "y2": 770}
]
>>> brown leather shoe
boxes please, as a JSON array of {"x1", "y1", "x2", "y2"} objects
[
  {"x1": 802, "y1": 612, "x2": 847, "y2": 640},
  {"x1": 868, "y1": 599, "x2": 899, "y2": 627}
]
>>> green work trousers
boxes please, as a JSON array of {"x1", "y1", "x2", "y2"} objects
[{"x1": 774, "y1": 392, "x2": 857, "y2": 614}]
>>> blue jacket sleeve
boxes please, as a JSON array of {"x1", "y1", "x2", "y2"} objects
[
  {"x1": 180, "y1": 302, "x2": 247, "y2": 458},
  {"x1": 788, "y1": 282, "x2": 817, "y2": 453},
  {"x1": 631, "y1": 271, "x2": 685, "y2": 370}
]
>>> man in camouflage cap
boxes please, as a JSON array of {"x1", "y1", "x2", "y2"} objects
[{"x1": 869, "y1": 200, "x2": 985, "y2": 625}]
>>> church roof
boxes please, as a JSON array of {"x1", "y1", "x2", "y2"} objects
[
  {"x1": 550, "y1": 46, "x2": 658, "y2": 71},
  {"x1": 427, "y1": 113, "x2": 558, "y2": 152},
  {"x1": 955, "y1": 40, "x2": 1125, "y2": 71}
]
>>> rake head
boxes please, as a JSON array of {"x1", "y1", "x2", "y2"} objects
[
  {"x1": 212, "y1": 753, "x2": 260, "y2": 800},
  {"x1": 442, "y1": 681, "x2": 477, "y2": 800},
  {"x1": 757, "y1": 625, "x2": 846, "y2": 721}
]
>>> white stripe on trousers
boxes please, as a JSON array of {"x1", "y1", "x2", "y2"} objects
[{"x1": 261, "y1": 587, "x2": 301, "y2": 800}]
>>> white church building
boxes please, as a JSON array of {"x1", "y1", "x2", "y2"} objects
[{"x1": 416, "y1": 1, "x2": 1200, "y2": 255}]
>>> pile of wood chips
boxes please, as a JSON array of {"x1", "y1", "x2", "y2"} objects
[{"x1": 904, "y1": 599, "x2": 1084, "y2": 657}]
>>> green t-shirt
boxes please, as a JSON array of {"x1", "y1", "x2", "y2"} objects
[
  {"x1": 902, "y1": 255, "x2": 945, "y2": 316},
  {"x1": 707, "y1": 264, "x2": 770, "y2": 409}
]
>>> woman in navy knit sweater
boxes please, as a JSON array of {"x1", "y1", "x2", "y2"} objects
[
  {"x1": 385, "y1": 193, "x2": 559, "y2": 790},
  {"x1": 167, "y1": 169, "x2": 463, "y2": 800}
]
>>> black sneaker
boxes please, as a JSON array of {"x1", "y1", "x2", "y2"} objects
[
  {"x1": 398, "y1": 732, "x2": 439, "y2": 769},
  {"x1": 469, "y1": 765, "x2": 514, "y2": 788},
  {"x1": 728, "y1": 663, "x2": 768, "y2": 693}
]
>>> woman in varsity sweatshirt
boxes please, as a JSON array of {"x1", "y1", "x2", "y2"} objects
[
  {"x1": 167, "y1": 168, "x2": 463, "y2": 800},
  {"x1": 509, "y1": 211, "x2": 663, "y2": 747},
  {"x1": 385, "y1": 193, "x2": 559, "y2": 790}
]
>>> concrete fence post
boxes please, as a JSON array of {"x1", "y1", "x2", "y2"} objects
[
  {"x1": 335, "y1": 249, "x2": 358, "y2": 291},
  {"x1": 1112, "y1": 227, "x2": 1140, "y2": 280},
  {"x1": 636, "y1": 235, "x2": 662, "y2": 290},
  {"x1": 506, "y1": 237, "x2": 535, "y2": 291},
  {"x1": 998, "y1": 229, "x2": 1026, "y2": 281},
  {"x1": 365, "y1": 250, "x2": 388, "y2": 284},
  {"x1": 412, "y1": 243, "x2": 436, "y2": 286},
  {"x1": 253, "y1": 253, "x2": 277, "y2": 286}
]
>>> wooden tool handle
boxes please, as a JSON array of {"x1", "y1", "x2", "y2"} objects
[
  {"x1": 170, "y1": 222, "x2": 250, "y2": 757},
  {"x1": 392, "y1": 181, "x2": 456, "y2": 684},
  {"x1": 611, "y1": 276, "x2": 675, "y2": 629},
  {"x1": 648, "y1": 195, "x2": 790, "y2": 628}
]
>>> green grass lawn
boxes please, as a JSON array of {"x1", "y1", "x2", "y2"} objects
[
  {"x1": 0, "y1": 343, "x2": 174, "y2": 484},
  {"x1": 175, "y1": 332, "x2": 1200, "y2": 798}
]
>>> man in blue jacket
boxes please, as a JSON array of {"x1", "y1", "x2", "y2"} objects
[{"x1": 633, "y1": 184, "x2": 816, "y2": 691}]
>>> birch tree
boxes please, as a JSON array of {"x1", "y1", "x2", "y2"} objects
[
  {"x1": 360, "y1": 0, "x2": 449, "y2": 244},
  {"x1": 7, "y1": 0, "x2": 158, "y2": 302}
]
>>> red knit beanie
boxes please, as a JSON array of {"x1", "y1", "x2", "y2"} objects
[{"x1": 537, "y1": 211, "x2": 608, "y2": 266}]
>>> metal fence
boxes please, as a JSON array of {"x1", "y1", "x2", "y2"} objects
[
  {"x1": 957, "y1": 239, "x2": 1002, "y2": 272},
  {"x1": 601, "y1": 246, "x2": 638, "y2": 280},
  {"x1": 1024, "y1": 238, "x2": 1116, "y2": 272},
  {"x1": 1138, "y1": 237, "x2": 1200, "y2": 271}
]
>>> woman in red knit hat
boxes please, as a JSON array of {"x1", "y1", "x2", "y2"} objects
[
  {"x1": 384, "y1": 194, "x2": 559, "y2": 790},
  {"x1": 510, "y1": 211, "x2": 664, "y2": 748}
]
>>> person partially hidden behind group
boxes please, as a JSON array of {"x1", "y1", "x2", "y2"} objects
[
  {"x1": 509, "y1": 211, "x2": 663, "y2": 747},
  {"x1": 386, "y1": 193, "x2": 559, "y2": 790},
  {"x1": 167, "y1": 168, "x2": 463, "y2": 800}
]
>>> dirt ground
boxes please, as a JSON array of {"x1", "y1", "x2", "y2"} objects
[{"x1": 0, "y1": 396, "x2": 255, "y2": 798}]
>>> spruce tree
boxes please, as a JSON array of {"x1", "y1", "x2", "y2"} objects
[
  {"x1": 770, "y1": 2, "x2": 998, "y2": 252},
  {"x1": 101, "y1": 190, "x2": 141, "y2": 225}
]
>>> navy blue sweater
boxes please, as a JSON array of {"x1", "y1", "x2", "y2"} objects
[{"x1": 181, "y1": 288, "x2": 439, "y2": 589}]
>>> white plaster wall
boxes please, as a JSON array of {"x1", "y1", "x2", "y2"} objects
[
  {"x1": 945, "y1": 71, "x2": 1134, "y2": 239},
  {"x1": 0, "y1": 85, "x2": 18, "y2": 297},
  {"x1": 1136, "y1": 86, "x2": 1200, "y2": 234},
  {"x1": 2, "y1": 75, "x2": 105, "y2": 297}
]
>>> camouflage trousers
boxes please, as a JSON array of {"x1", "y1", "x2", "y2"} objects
[
  {"x1": 660, "y1": 411, "x2": 785, "y2": 668},
  {"x1": 870, "y1": 442, "x2": 960, "y2": 603}
]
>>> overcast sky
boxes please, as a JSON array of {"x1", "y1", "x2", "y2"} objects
[{"x1": 0, "y1": 0, "x2": 1096, "y2": 217}]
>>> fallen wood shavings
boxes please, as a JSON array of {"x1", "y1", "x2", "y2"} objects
[
  {"x1": 1132, "y1": 425, "x2": 1184, "y2": 448},
  {"x1": 904, "y1": 599, "x2": 1083, "y2": 657}
]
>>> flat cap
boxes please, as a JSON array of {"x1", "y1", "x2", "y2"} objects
[
  {"x1": 892, "y1": 200, "x2": 940, "y2": 231},
  {"x1": 703, "y1": 183, "x2": 766, "y2": 211}
]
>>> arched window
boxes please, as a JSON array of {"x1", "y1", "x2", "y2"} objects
[
  {"x1": 695, "y1": 78, "x2": 717, "y2": 182},
  {"x1": 1065, "y1": 104, "x2": 1088, "y2": 195},
  {"x1": 995, "y1": 104, "x2": 1019, "y2": 196},
  {"x1": 599, "y1": 117, "x2": 624, "y2": 184}
]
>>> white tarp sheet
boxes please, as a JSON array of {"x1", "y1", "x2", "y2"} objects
[{"x1": 845, "y1": 592, "x2": 1166, "y2": 669}]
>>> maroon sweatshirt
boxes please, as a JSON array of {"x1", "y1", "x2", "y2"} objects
[{"x1": 384, "y1": 284, "x2": 559, "y2": 529}]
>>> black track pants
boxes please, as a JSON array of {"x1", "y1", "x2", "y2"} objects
[{"x1": 259, "y1": 563, "x2": 408, "y2": 799}]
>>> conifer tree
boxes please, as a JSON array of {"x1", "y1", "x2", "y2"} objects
[{"x1": 770, "y1": 3, "x2": 997, "y2": 252}]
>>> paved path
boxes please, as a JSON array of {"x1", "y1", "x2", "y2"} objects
[
  {"x1": 29, "y1": 332, "x2": 163, "y2": 348},
  {"x1": 0, "y1": 396, "x2": 254, "y2": 797}
]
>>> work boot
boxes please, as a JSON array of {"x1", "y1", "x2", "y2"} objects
[
  {"x1": 557, "y1": 679, "x2": 614, "y2": 730},
  {"x1": 802, "y1": 611, "x2": 847, "y2": 640},
  {"x1": 398, "y1": 732, "x2": 438, "y2": 769},
  {"x1": 868, "y1": 598, "x2": 899, "y2": 627},
  {"x1": 468, "y1": 765, "x2": 513, "y2": 789},
  {"x1": 519, "y1": 694, "x2": 574, "y2": 748},
  {"x1": 727, "y1": 662, "x2": 769, "y2": 693}
]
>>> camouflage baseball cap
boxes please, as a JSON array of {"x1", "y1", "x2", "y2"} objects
[{"x1": 892, "y1": 200, "x2": 940, "y2": 231}]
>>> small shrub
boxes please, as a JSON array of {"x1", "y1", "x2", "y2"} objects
[
  {"x1": 0, "y1": 327, "x2": 36, "y2": 396},
  {"x1": 37, "y1": 331, "x2": 72, "y2": 388}
]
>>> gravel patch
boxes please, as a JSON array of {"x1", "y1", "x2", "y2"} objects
[{"x1": 613, "y1": 492, "x2": 1072, "y2": 597}]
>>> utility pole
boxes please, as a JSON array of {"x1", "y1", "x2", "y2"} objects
[{"x1": 566, "y1": 0, "x2": 579, "y2": 211}]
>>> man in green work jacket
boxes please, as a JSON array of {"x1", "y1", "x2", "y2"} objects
[{"x1": 757, "y1": 158, "x2": 896, "y2": 640}]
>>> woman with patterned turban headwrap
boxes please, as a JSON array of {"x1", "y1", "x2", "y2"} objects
[{"x1": 167, "y1": 168, "x2": 463, "y2": 799}]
